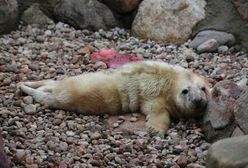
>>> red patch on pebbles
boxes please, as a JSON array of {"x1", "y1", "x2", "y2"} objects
[{"x1": 91, "y1": 48, "x2": 144, "y2": 68}]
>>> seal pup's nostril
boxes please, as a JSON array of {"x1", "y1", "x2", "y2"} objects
[{"x1": 192, "y1": 98, "x2": 204, "y2": 107}]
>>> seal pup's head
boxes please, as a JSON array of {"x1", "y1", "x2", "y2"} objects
[{"x1": 175, "y1": 71, "x2": 211, "y2": 117}]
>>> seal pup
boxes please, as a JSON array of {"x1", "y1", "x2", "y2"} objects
[{"x1": 18, "y1": 60, "x2": 211, "y2": 134}]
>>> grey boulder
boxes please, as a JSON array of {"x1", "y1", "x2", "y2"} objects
[
  {"x1": 206, "y1": 135, "x2": 248, "y2": 168},
  {"x1": 0, "y1": 0, "x2": 19, "y2": 34}
]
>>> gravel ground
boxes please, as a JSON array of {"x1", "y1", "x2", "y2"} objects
[{"x1": 0, "y1": 22, "x2": 247, "y2": 168}]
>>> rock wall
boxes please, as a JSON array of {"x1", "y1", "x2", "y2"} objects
[
  {"x1": 1, "y1": 0, "x2": 138, "y2": 34},
  {"x1": 1, "y1": 0, "x2": 247, "y2": 50}
]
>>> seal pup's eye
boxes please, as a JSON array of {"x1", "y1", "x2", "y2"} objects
[
  {"x1": 201, "y1": 87, "x2": 206, "y2": 92},
  {"x1": 182, "y1": 89, "x2": 189, "y2": 95}
]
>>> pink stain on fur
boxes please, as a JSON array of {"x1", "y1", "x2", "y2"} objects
[{"x1": 91, "y1": 48, "x2": 144, "y2": 68}]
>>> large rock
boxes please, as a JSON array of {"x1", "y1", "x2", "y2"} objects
[
  {"x1": 189, "y1": 30, "x2": 236, "y2": 49},
  {"x1": 206, "y1": 135, "x2": 248, "y2": 168},
  {"x1": 21, "y1": 3, "x2": 53, "y2": 25},
  {"x1": 234, "y1": 88, "x2": 248, "y2": 134},
  {"x1": 54, "y1": 0, "x2": 122, "y2": 31},
  {"x1": 0, "y1": 132, "x2": 10, "y2": 168},
  {"x1": 132, "y1": 0, "x2": 206, "y2": 43},
  {"x1": 192, "y1": 0, "x2": 248, "y2": 51},
  {"x1": 203, "y1": 80, "x2": 242, "y2": 142},
  {"x1": 100, "y1": 0, "x2": 141, "y2": 13},
  {"x1": 0, "y1": 0, "x2": 19, "y2": 34}
]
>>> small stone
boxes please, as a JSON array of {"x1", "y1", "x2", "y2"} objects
[
  {"x1": 60, "y1": 122, "x2": 67, "y2": 129},
  {"x1": 47, "y1": 140, "x2": 57, "y2": 150},
  {"x1": 15, "y1": 149, "x2": 26, "y2": 161},
  {"x1": 44, "y1": 30, "x2": 52, "y2": 36},
  {"x1": 59, "y1": 142, "x2": 68, "y2": 151},
  {"x1": 17, "y1": 37, "x2": 26, "y2": 45},
  {"x1": 36, "y1": 35, "x2": 45, "y2": 42},
  {"x1": 55, "y1": 22, "x2": 64, "y2": 29},
  {"x1": 113, "y1": 122, "x2": 119, "y2": 128},
  {"x1": 114, "y1": 156, "x2": 123, "y2": 164},
  {"x1": 181, "y1": 62, "x2": 188, "y2": 68},
  {"x1": 200, "y1": 143, "x2": 211, "y2": 150},
  {"x1": 105, "y1": 153, "x2": 115, "y2": 161},
  {"x1": 5, "y1": 64, "x2": 18, "y2": 72},
  {"x1": 173, "y1": 147, "x2": 183, "y2": 154},
  {"x1": 67, "y1": 121, "x2": 76, "y2": 130},
  {"x1": 90, "y1": 159, "x2": 101, "y2": 167},
  {"x1": 176, "y1": 155, "x2": 188, "y2": 167},
  {"x1": 3, "y1": 78, "x2": 12, "y2": 85},
  {"x1": 66, "y1": 131, "x2": 75, "y2": 137},
  {"x1": 91, "y1": 132, "x2": 101, "y2": 140},
  {"x1": 76, "y1": 124, "x2": 84, "y2": 132},
  {"x1": 183, "y1": 48, "x2": 195, "y2": 62},
  {"x1": 232, "y1": 126, "x2": 245, "y2": 137},
  {"x1": 197, "y1": 39, "x2": 218, "y2": 53},
  {"x1": 23, "y1": 96, "x2": 33, "y2": 104},
  {"x1": 55, "y1": 111, "x2": 64, "y2": 119},
  {"x1": 187, "y1": 163, "x2": 203, "y2": 168},
  {"x1": 94, "y1": 61, "x2": 107, "y2": 69},
  {"x1": 118, "y1": 116, "x2": 125, "y2": 120},
  {"x1": 185, "y1": 54, "x2": 195, "y2": 62},
  {"x1": 66, "y1": 137, "x2": 75, "y2": 144},
  {"x1": 24, "y1": 104, "x2": 37, "y2": 114},
  {"x1": 171, "y1": 164, "x2": 180, "y2": 168},
  {"x1": 130, "y1": 117, "x2": 137, "y2": 122},
  {"x1": 53, "y1": 119, "x2": 62, "y2": 125},
  {"x1": 58, "y1": 162, "x2": 68, "y2": 168},
  {"x1": 218, "y1": 45, "x2": 229, "y2": 54}
]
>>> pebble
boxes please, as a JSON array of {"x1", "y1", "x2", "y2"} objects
[
  {"x1": 185, "y1": 54, "x2": 195, "y2": 62},
  {"x1": 94, "y1": 61, "x2": 107, "y2": 69},
  {"x1": 23, "y1": 104, "x2": 37, "y2": 114},
  {"x1": 76, "y1": 124, "x2": 84, "y2": 132},
  {"x1": 17, "y1": 37, "x2": 26, "y2": 44},
  {"x1": 59, "y1": 142, "x2": 68, "y2": 151},
  {"x1": 47, "y1": 140, "x2": 57, "y2": 150},
  {"x1": 90, "y1": 132, "x2": 101, "y2": 140},
  {"x1": 218, "y1": 45, "x2": 229, "y2": 54},
  {"x1": 113, "y1": 122, "x2": 119, "y2": 128},
  {"x1": 66, "y1": 131, "x2": 75, "y2": 137},
  {"x1": 44, "y1": 30, "x2": 52, "y2": 36},
  {"x1": 15, "y1": 149, "x2": 26, "y2": 161},
  {"x1": 197, "y1": 39, "x2": 218, "y2": 53},
  {"x1": 5, "y1": 64, "x2": 18, "y2": 72},
  {"x1": 66, "y1": 137, "x2": 75, "y2": 144},
  {"x1": 53, "y1": 119, "x2": 62, "y2": 125},
  {"x1": 36, "y1": 35, "x2": 45, "y2": 42},
  {"x1": 3, "y1": 78, "x2": 12, "y2": 85},
  {"x1": 187, "y1": 163, "x2": 203, "y2": 168},
  {"x1": 176, "y1": 155, "x2": 188, "y2": 167},
  {"x1": 129, "y1": 117, "x2": 137, "y2": 122},
  {"x1": 23, "y1": 96, "x2": 33, "y2": 104}
]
